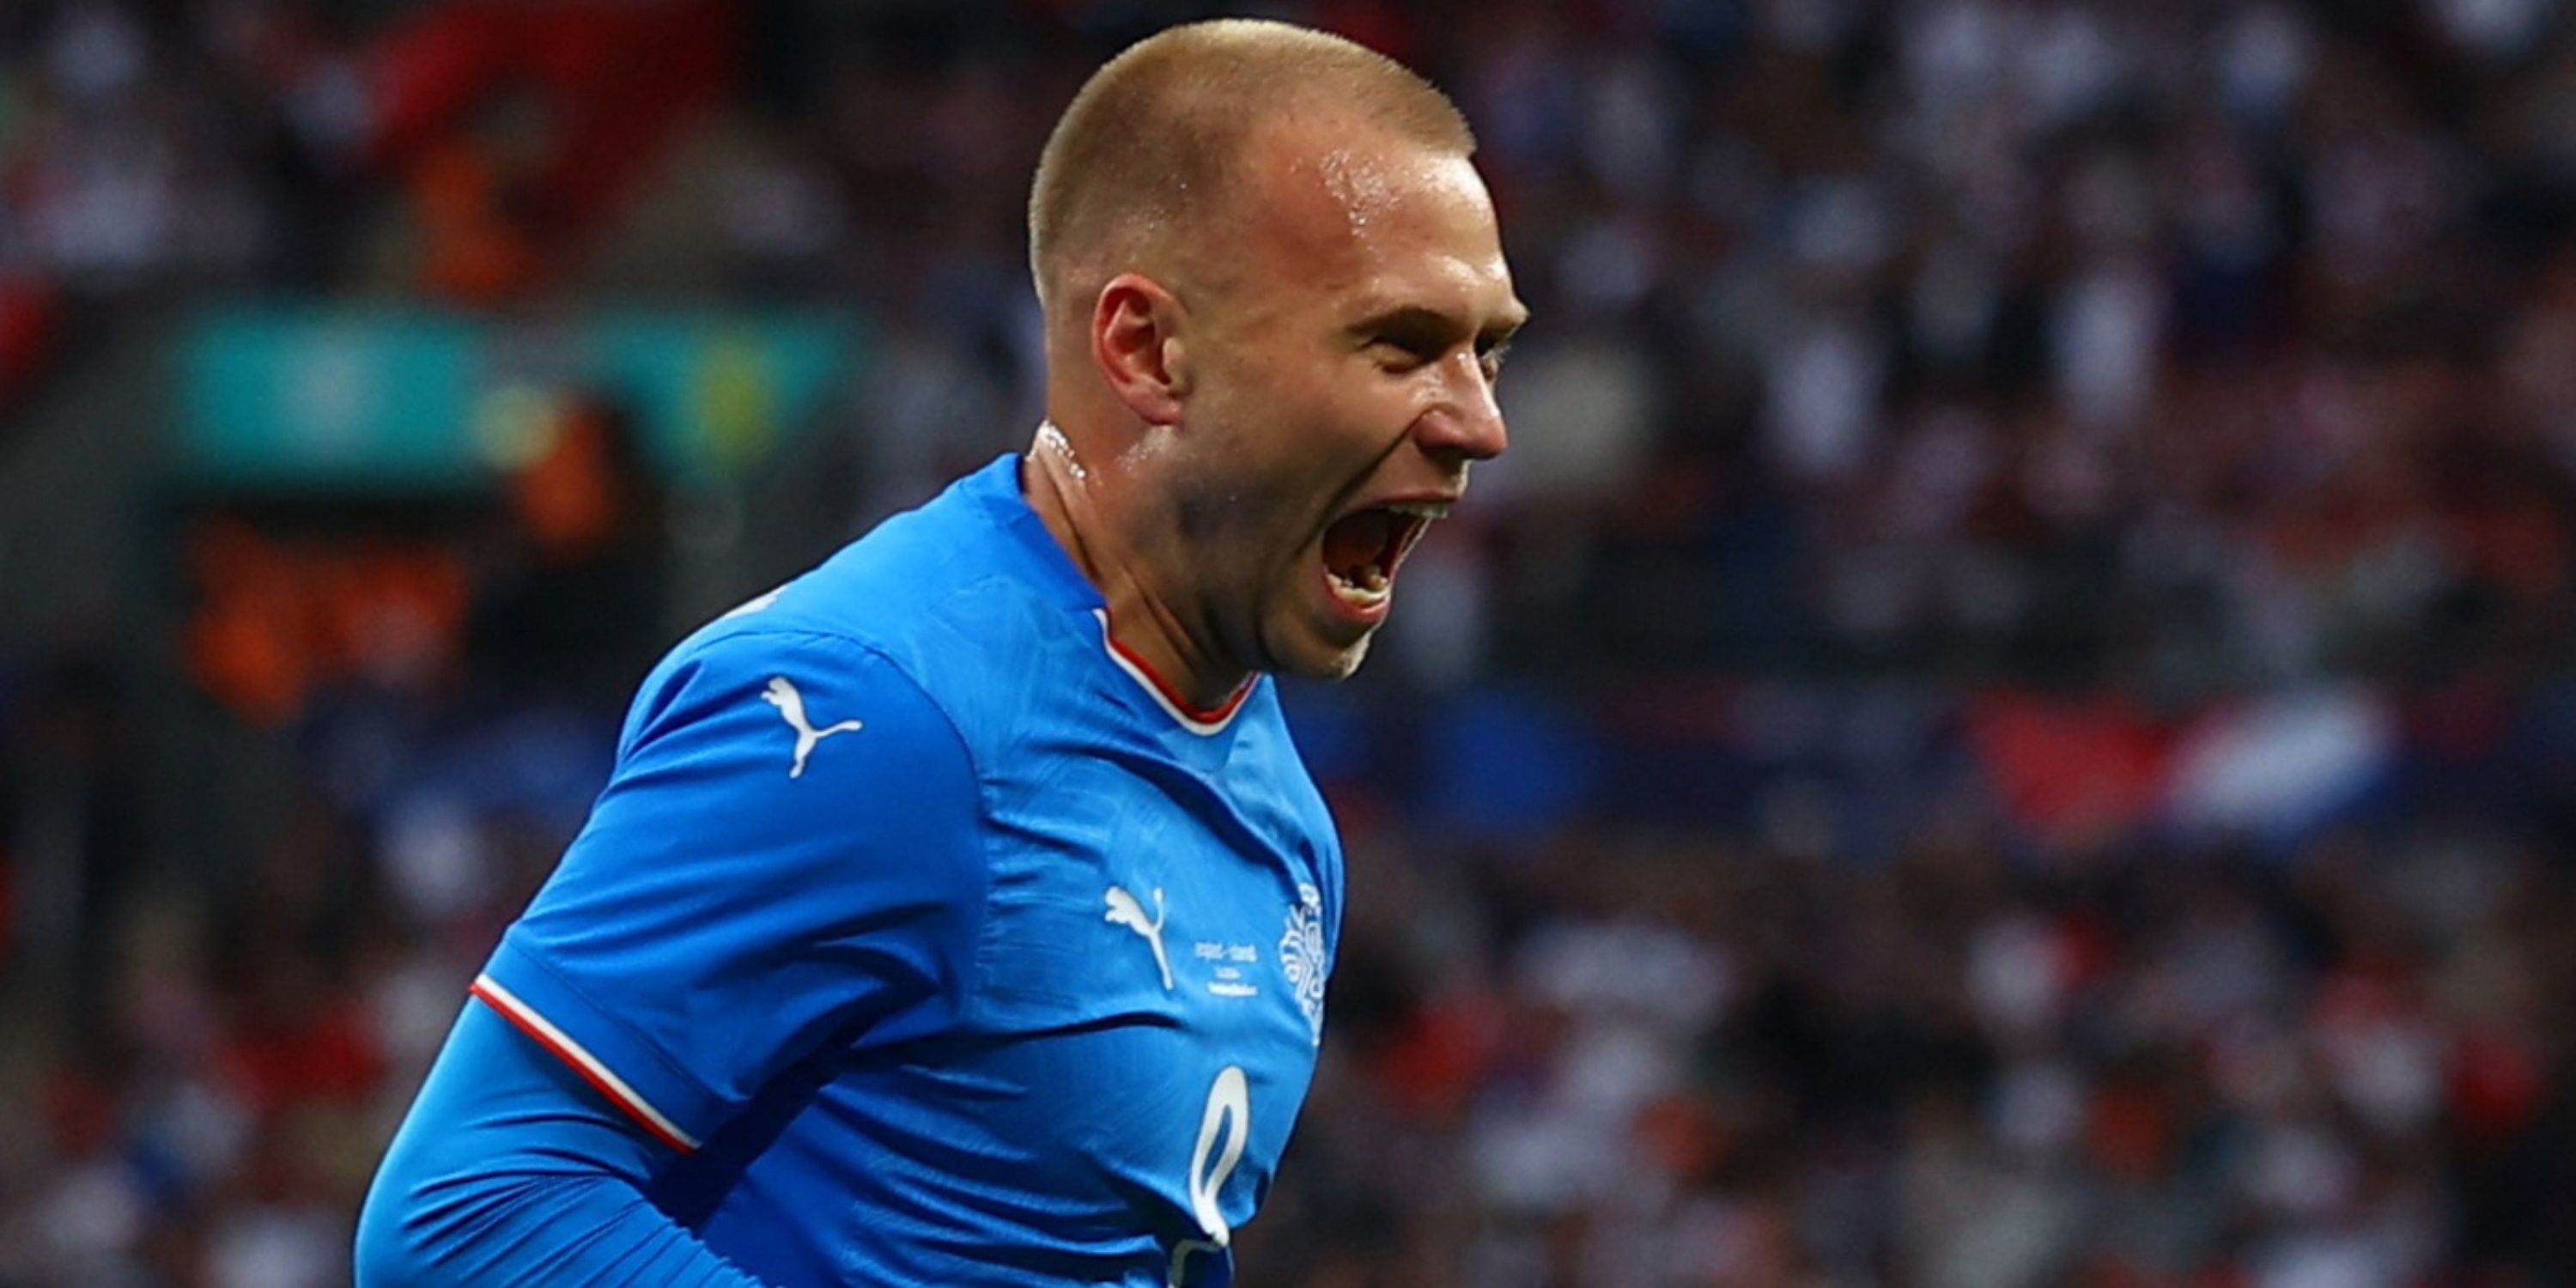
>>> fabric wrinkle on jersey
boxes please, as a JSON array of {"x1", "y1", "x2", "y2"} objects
[{"x1": 477, "y1": 453, "x2": 1344, "y2": 1287}]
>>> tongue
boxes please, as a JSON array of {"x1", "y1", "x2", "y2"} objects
[{"x1": 1322, "y1": 508, "x2": 1398, "y2": 580}]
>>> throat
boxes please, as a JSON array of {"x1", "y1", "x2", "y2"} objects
[{"x1": 1020, "y1": 434, "x2": 1255, "y2": 720}]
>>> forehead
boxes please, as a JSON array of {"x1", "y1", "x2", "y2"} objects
[{"x1": 1229, "y1": 121, "x2": 1514, "y2": 318}]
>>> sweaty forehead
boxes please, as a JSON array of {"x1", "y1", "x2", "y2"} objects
[{"x1": 1226, "y1": 119, "x2": 1502, "y2": 300}]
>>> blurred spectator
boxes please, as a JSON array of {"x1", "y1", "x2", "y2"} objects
[{"x1": 465, "y1": 392, "x2": 671, "y2": 711}]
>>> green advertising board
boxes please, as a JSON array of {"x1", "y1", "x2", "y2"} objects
[{"x1": 175, "y1": 307, "x2": 860, "y2": 490}]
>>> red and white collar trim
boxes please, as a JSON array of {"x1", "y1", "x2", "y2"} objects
[{"x1": 1092, "y1": 609, "x2": 1253, "y2": 736}]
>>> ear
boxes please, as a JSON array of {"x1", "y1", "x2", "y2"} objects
[{"x1": 1090, "y1": 272, "x2": 1192, "y2": 427}]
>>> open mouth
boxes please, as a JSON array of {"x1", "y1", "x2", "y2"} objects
[{"x1": 1320, "y1": 501, "x2": 1443, "y2": 611}]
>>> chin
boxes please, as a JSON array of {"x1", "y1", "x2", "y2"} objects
[
  {"x1": 1314, "y1": 638, "x2": 1372, "y2": 681},
  {"x1": 1271, "y1": 626, "x2": 1375, "y2": 683}
]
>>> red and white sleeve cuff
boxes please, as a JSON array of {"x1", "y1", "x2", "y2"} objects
[{"x1": 470, "y1": 973, "x2": 702, "y2": 1154}]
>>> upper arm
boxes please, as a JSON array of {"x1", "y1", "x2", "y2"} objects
[{"x1": 477, "y1": 629, "x2": 987, "y2": 1154}]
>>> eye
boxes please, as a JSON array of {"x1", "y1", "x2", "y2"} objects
[
  {"x1": 1369, "y1": 336, "x2": 1439, "y2": 373},
  {"x1": 1477, "y1": 338, "x2": 1512, "y2": 383}
]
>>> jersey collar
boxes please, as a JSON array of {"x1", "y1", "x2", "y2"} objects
[{"x1": 1091, "y1": 609, "x2": 1255, "y2": 736}]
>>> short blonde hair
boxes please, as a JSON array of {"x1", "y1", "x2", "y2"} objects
[{"x1": 1028, "y1": 19, "x2": 1474, "y2": 313}]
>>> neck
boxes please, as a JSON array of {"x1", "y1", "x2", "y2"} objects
[{"x1": 1020, "y1": 422, "x2": 1254, "y2": 714}]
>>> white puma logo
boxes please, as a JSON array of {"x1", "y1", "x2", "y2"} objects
[
  {"x1": 1104, "y1": 885, "x2": 1173, "y2": 991},
  {"x1": 761, "y1": 677, "x2": 863, "y2": 779}
]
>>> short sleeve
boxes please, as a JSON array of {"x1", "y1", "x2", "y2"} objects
[{"x1": 477, "y1": 629, "x2": 984, "y2": 1154}]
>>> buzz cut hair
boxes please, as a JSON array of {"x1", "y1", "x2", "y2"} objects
[{"x1": 1028, "y1": 19, "x2": 1475, "y2": 314}]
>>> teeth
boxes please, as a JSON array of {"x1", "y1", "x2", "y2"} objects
[
  {"x1": 1383, "y1": 501, "x2": 1450, "y2": 520},
  {"x1": 1329, "y1": 565, "x2": 1390, "y2": 605}
]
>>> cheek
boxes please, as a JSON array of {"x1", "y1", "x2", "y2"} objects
[
  {"x1": 1170, "y1": 485, "x2": 1230, "y2": 547},
  {"x1": 1185, "y1": 353, "x2": 1394, "y2": 564},
  {"x1": 1230, "y1": 345, "x2": 1365, "y2": 430},
  {"x1": 1164, "y1": 440, "x2": 1305, "y2": 562}
]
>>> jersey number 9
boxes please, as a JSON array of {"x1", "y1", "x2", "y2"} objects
[{"x1": 1168, "y1": 1065, "x2": 1249, "y2": 1287}]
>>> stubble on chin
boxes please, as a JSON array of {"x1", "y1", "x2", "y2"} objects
[
  {"x1": 1267, "y1": 599, "x2": 1376, "y2": 683},
  {"x1": 1315, "y1": 632, "x2": 1372, "y2": 681}
]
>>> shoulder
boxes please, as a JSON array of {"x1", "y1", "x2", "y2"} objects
[
  {"x1": 645, "y1": 495, "x2": 1060, "y2": 765},
  {"x1": 675, "y1": 477, "x2": 1004, "y2": 673},
  {"x1": 664, "y1": 598, "x2": 1075, "y2": 791},
  {"x1": 629, "y1": 622, "x2": 953, "y2": 740},
  {"x1": 571, "y1": 623, "x2": 992, "y2": 939}
]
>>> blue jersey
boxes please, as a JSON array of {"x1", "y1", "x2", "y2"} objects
[{"x1": 471, "y1": 454, "x2": 1342, "y2": 1287}]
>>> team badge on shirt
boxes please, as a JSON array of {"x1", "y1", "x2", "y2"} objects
[{"x1": 1280, "y1": 884, "x2": 1327, "y2": 1043}]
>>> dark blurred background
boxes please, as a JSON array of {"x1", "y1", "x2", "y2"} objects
[{"x1": 2, "y1": 1, "x2": 2574, "y2": 1285}]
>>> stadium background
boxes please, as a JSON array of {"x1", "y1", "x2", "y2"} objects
[{"x1": 2, "y1": 0, "x2": 2573, "y2": 1285}]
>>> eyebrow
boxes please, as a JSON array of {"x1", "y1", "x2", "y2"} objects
[{"x1": 1349, "y1": 302, "x2": 1530, "y2": 350}]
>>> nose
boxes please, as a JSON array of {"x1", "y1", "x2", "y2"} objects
[{"x1": 1416, "y1": 351, "x2": 1510, "y2": 464}]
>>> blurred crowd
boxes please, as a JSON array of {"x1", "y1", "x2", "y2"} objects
[{"x1": 3, "y1": 0, "x2": 2575, "y2": 1285}]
